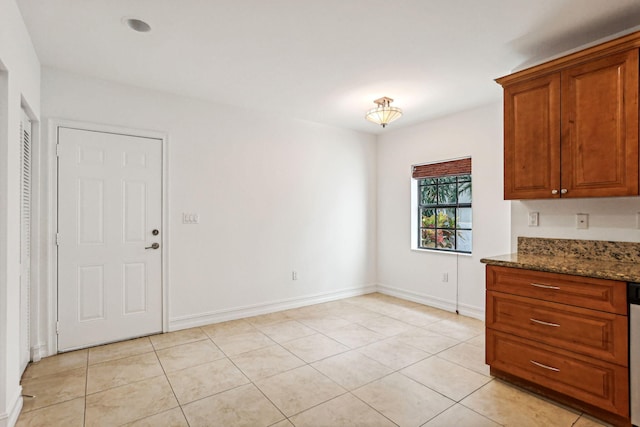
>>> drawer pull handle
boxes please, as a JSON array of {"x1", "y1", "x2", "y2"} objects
[
  {"x1": 530, "y1": 360, "x2": 560, "y2": 372},
  {"x1": 530, "y1": 283, "x2": 560, "y2": 290},
  {"x1": 530, "y1": 318, "x2": 560, "y2": 327}
]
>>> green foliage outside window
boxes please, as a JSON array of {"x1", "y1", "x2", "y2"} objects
[{"x1": 418, "y1": 174, "x2": 472, "y2": 253}]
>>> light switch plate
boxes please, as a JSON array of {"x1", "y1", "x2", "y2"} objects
[
  {"x1": 183, "y1": 212, "x2": 200, "y2": 224},
  {"x1": 528, "y1": 212, "x2": 539, "y2": 227}
]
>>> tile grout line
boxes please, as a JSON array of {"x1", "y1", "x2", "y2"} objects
[
  {"x1": 305, "y1": 363, "x2": 401, "y2": 427},
  {"x1": 152, "y1": 339, "x2": 192, "y2": 427},
  {"x1": 226, "y1": 304, "x2": 417, "y2": 424},
  {"x1": 20, "y1": 295, "x2": 555, "y2": 427},
  {"x1": 218, "y1": 330, "x2": 323, "y2": 425},
  {"x1": 278, "y1": 302, "x2": 460, "y2": 424},
  {"x1": 455, "y1": 380, "x2": 507, "y2": 426},
  {"x1": 172, "y1": 332, "x2": 286, "y2": 423}
]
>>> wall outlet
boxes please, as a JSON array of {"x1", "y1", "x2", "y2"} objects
[
  {"x1": 528, "y1": 212, "x2": 539, "y2": 227},
  {"x1": 183, "y1": 213, "x2": 200, "y2": 224},
  {"x1": 442, "y1": 273, "x2": 448, "y2": 282},
  {"x1": 576, "y1": 213, "x2": 588, "y2": 229},
  {"x1": 292, "y1": 271, "x2": 298, "y2": 280}
]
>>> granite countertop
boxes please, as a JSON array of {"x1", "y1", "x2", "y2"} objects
[{"x1": 480, "y1": 237, "x2": 640, "y2": 283}]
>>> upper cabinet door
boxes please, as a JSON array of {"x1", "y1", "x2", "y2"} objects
[
  {"x1": 503, "y1": 73, "x2": 561, "y2": 199},
  {"x1": 561, "y1": 49, "x2": 639, "y2": 198}
]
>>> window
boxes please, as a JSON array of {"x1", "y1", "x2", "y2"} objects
[{"x1": 412, "y1": 158, "x2": 472, "y2": 254}]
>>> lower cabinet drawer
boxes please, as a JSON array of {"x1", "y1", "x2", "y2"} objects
[
  {"x1": 487, "y1": 330, "x2": 629, "y2": 417},
  {"x1": 486, "y1": 265, "x2": 627, "y2": 314},
  {"x1": 486, "y1": 291, "x2": 628, "y2": 365}
]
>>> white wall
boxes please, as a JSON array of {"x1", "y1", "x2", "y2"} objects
[
  {"x1": 40, "y1": 67, "x2": 377, "y2": 337},
  {"x1": 376, "y1": 102, "x2": 510, "y2": 318},
  {"x1": 0, "y1": 0, "x2": 41, "y2": 425},
  {"x1": 511, "y1": 197, "x2": 640, "y2": 249}
]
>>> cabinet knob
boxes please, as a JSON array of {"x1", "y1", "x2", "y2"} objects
[
  {"x1": 551, "y1": 189, "x2": 558, "y2": 195},
  {"x1": 560, "y1": 189, "x2": 568, "y2": 194}
]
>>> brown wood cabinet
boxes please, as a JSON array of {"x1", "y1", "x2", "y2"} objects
[
  {"x1": 485, "y1": 265, "x2": 630, "y2": 426},
  {"x1": 502, "y1": 73, "x2": 561, "y2": 199},
  {"x1": 497, "y1": 33, "x2": 640, "y2": 200},
  {"x1": 487, "y1": 291, "x2": 628, "y2": 365}
]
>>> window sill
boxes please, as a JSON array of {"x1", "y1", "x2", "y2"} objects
[{"x1": 410, "y1": 247, "x2": 473, "y2": 257}]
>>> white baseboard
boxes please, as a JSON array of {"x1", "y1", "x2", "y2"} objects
[
  {"x1": 455, "y1": 301, "x2": 485, "y2": 320},
  {"x1": 376, "y1": 284, "x2": 456, "y2": 313},
  {"x1": 0, "y1": 387, "x2": 23, "y2": 427},
  {"x1": 376, "y1": 283, "x2": 485, "y2": 320},
  {"x1": 30, "y1": 344, "x2": 47, "y2": 363},
  {"x1": 169, "y1": 285, "x2": 377, "y2": 331}
]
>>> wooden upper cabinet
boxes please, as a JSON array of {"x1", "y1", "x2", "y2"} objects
[
  {"x1": 503, "y1": 74, "x2": 561, "y2": 199},
  {"x1": 497, "y1": 31, "x2": 640, "y2": 200},
  {"x1": 561, "y1": 50, "x2": 639, "y2": 197}
]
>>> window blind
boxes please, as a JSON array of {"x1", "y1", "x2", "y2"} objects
[{"x1": 412, "y1": 157, "x2": 471, "y2": 179}]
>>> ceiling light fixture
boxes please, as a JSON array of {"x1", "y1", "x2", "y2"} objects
[
  {"x1": 365, "y1": 96, "x2": 402, "y2": 128},
  {"x1": 124, "y1": 17, "x2": 151, "y2": 33}
]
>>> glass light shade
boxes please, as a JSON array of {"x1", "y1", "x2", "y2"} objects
[{"x1": 365, "y1": 106, "x2": 403, "y2": 128}]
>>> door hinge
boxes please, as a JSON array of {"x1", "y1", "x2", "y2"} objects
[
  {"x1": 56, "y1": 321, "x2": 60, "y2": 334},
  {"x1": 56, "y1": 233, "x2": 60, "y2": 245},
  {"x1": 56, "y1": 144, "x2": 60, "y2": 157}
]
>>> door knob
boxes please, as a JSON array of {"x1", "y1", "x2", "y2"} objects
[{"x1": 145, "y1": 243, "x2": 160, "y2": 250}]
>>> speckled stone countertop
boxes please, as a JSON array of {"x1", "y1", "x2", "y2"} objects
[{"x1": 480, "y1": 237, "x2": 640, "y2": 282}]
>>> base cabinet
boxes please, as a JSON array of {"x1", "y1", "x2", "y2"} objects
[
  {"x1": 485, "y1": 265, "x2": 630, "y2": 426},
  {"x1": 487, "y1": 331, "x2": 629, "y2": 417}
]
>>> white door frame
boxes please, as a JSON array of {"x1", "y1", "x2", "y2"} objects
[{"x1": 43, "y1": 119, "x2": 169, "y2": 355}]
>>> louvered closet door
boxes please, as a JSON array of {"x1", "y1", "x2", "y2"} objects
[
  {"x1": 57, "y1": 127, "x2": 163, "y2": 351},
  {"x1": 20, "y1": 110, "x2": 31, "y2": 372}
]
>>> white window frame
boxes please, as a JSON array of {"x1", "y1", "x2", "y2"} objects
[{"x1": 410, "y1": 157, "x2": 472, "y2": 255}]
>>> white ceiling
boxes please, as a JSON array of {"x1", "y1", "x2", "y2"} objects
[{"x1": 16, "y1": 0, "x2": 640, "y2": 134}]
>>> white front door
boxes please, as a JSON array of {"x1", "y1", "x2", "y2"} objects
[{"x1": 57, "y1": 127, "x2": 163, "y2": 351}]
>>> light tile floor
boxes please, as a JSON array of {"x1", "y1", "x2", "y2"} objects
[{"x1": 17, "y1": 293, "x2": 611, "y2": 427}]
